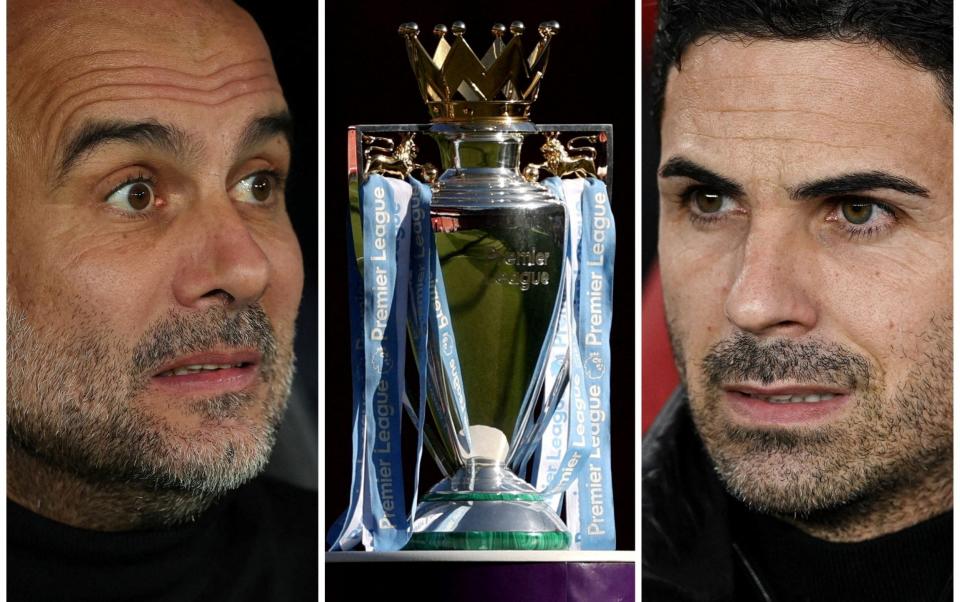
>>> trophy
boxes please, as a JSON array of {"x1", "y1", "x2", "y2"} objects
[{"x1": 343, "y1": 19, "x2": 615, "y2": 552}]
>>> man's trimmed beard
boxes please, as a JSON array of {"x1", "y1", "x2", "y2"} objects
[
  {"x1": 675, "y1": 321, "x2": 951, "y2": 517},
  {"x1": 7, "y1": 301, "x2": 296, "y2": 496}
]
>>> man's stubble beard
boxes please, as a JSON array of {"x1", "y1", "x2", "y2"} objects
[
  {"x1": 670, "y1": 319, "x2": 951, "y2": 525},
  {"x1": 7, "y1": 300, "x2": 297, "y2": 526}
]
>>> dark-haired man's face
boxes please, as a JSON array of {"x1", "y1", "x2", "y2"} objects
[
  {"x1": 7, "y1": 0, "x2": 304, "y2": 517},
  {"x1": 658, "y1": 39, "x2": 951, "y2": 537}
]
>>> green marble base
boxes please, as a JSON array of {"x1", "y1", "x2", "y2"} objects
[{"x1": 405, "y1": 530, "x2": 571, "y2": 551}]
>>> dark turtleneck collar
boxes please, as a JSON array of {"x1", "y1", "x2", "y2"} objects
[
  {"x1": 7, "y1": 476, "x2": 318, "y2": 602},
  {"x1": 730, "y1": 497, "x2": 952, "y2": 602}
]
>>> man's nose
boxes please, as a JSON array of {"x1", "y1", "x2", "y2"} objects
[
  {"x1": 172, "y1": 195, "x2": 270, "y2": 311},
  {"x1": 723, "y1": 221, "x2": 818, "y2": 337}
]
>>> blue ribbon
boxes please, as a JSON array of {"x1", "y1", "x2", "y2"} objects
[
  {"x1": 359, "y1": 175, "x2": 411, "y2": 550},
  {"x1": 429, "y1": 254, "x2": 472, "y2": 458},
  {"x1": 405, "y1": 176, "x2": 432, "y2": 525},
  {"x1": 525, "y1": 177, "x2": 617, "y2": 550},
  {"x1": 575, "y1": 177, "x2": 616, "y2": 549}
]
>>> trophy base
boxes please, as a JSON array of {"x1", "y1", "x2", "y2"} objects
[
  {"x1": 405, "y1": 530, "x2": 571, "y2": 551},
  {"x1": 407, "y1": 459, "x2": 570, "y2": 551}
]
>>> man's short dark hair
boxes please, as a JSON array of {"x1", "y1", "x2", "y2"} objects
[{"x1": 651, "y1": 0, "x2": 953, "y2": 121}]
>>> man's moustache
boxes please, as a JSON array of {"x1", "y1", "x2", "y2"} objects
[
  {"x1": 701, "y1": 332, "x2": 873, "y2": 389},
  {"x1": 131, "y1": 305, "x2": 278, "y2": 375}
]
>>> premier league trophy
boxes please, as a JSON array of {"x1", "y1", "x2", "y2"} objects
[{"x1": 335, "y1": 19, "x2": 616, "y2": 552}]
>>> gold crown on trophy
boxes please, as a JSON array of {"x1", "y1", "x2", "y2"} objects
[{"x1": 398, "y1": 20, "x2": 559, "y2": 122}]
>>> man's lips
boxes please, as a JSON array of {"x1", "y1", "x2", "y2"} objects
[
  {"x1": 150, "y1": 350, "x2": 261, "y2": 395},
  {"x1": 722, "y1": 383, "x2": 850, "y2": 425},
  {"x1": 153, "y1": 350, "x2": 261, "y2": 376}
]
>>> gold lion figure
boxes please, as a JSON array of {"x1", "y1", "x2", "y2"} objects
[
  {"x1": 363, "y1": 133, "x2": 437, "y2": 183},
  {"x1": 526, "y1": 132, "x2": 601, "y2": 180},
  {"x1": 363, "y1": 133, "x2": 418, "y2": 179}
]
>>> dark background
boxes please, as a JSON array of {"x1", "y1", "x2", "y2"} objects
[
  {"x1": 237, "y1": 1, "x2": 319, "y2": 486},
  {"x1": 325, "y1": 1, "x2": 636, "y2": 549}
]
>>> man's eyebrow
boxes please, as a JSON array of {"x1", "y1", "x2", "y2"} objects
[
  {"x1": 56, "y1": 120, "x2": 192, "y2": 183},
  {"x1": 658, "y1": 158, "x2": 932, "y2": 202},
  {"x1": 658, "y1": 156, "x2": 746, "y2": 197},
  {"x1": 236, "y1": 111, "x2": 294, "y2": 157},
  {"x1": 791, "y1": 171, "x2": 931, "y2": 199}
]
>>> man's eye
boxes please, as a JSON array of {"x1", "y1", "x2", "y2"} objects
[
  {"x1": 232, "y1": 171, "x2": 280, "y2": 204},
  {"x1": 829, "y1": 198, "x2": 898, "y2": 239},
  {"x1": 105, "y1": 179, "x2": 155, "y2": 212},
  {"x1": 691, "y1": 189, "x2": 727, "y2": 213},
  {"x1": 684, "y1": 187, "x2": 738, "y2": 220},
  {"x1": 840, "y1": 201, "x2": 874, "y2": 225}
]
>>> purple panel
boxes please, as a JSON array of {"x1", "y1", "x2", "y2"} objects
[
  {"x1": 568, "y1": 563, "x2": 636, "y2": 602},
  {"x1": 454, "y1": 563, "x2": 567, "y2": 602},
  {"x1": 326, "y1": 561, "x2": 636, "y2": 601}
]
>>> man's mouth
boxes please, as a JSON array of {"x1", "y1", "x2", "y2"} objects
[
  {"x1": 150, "y1": 350, "x2": 261, "y2": 395},
  {"x1": 722, "y1": 384, "x2": 850, "y2": 425},
  {"x1": 734, "y1": 391, "x2": 838, "y2": 404},
  {"x1": 156, "y1": 362, "x2": 252, "y2": 377}
]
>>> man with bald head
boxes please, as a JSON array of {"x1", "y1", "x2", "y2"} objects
[{"x1": 7, "y1": 1, "x2": 315, "y2": 599}]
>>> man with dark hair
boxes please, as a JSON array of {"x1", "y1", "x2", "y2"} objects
[
  {"x1": 7, "y1": 1, "x2": 316, "y2": 600},
  {"x1": 643, "y1": 1, "x2": 952, "y2": 600}
]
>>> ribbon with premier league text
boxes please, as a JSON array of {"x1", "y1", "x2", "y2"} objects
[
  {"x1": 330, "y1": 175, "x2": 416, "y2": 551},
  {"x1": 360, "y1": 176, "x2": 411, "y2": 550},
  {"x1": 575, "y1": 177, "x2": 616, "y2": 549},
  {"x1": 532, "y1": 177, "x2": 616, "y2": 550}
]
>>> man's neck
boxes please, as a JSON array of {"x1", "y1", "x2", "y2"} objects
[
  {"x1": 7, "y1": 444, "x2": 218, "y2": 531},
  {"x1": 781, "y1": 457, "x2": 953, "y2": 542}
]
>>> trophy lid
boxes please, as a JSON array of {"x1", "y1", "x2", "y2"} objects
[{"x1": 399, "y1": 20, "x2": 559, "y2": 124}]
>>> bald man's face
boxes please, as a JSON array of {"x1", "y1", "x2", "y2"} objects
[{"x1": 7, "y1": 1, "x2": 304, "y2": 494}]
